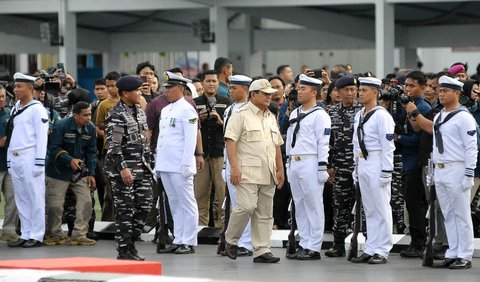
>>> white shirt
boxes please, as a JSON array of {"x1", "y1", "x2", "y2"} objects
[
  {"x1": 155, "y1": 97, "x2": 198, "y2": 173},
  {"x1": 432, "y1": 108, "x2": 477, "y2": 170},
  {"x1": 352, "y1": 106, "x2": 395, "y2": 172},
  {"x1": 286, "y1": 105, "x2": 331, "y2": 164},
  {"x1": 8, "y1": 99, "x2": 49, "y2": 165}
]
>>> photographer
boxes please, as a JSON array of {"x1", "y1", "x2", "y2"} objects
[
  {"x1": 45, "y1": 101, "x2": 97, "y2": 246},
  {"x1": 193, "y1": 70, "x2": 232, "y2": 227},
  {"x1": 397, "y1": 71, "x2": 432, "y2": 258}
]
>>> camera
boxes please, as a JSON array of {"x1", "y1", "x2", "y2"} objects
[
  {"x1": 71, "y1": 162, "x2": 89, "y2": 183},
  {"x1": 39, "y1": 70, "x2": 61, "y2": 93},
  {"x1": 379, "y1": 85, "x2": 413, "y2": 105},
  {"x1": 287, "y1": 83, "x2": 300, "y2": 111},
  {"x1": 206, "y1": 96, "x2": 217, "y2": 121}
]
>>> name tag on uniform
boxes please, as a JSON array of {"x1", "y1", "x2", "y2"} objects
[
  {"x1": 82, "y1": 135, "x2": 92, "y2": 140},
  {"x1": 64, "y1": 133, "x2": 76, "y2": 138},
  {"x1": 215, "y1": 104, "x2": 227, "y2": 109}
]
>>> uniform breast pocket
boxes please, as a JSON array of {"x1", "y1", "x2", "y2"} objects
[
  {"x1": 64, "y1": 137, "x2": 76, "y2": 150},
  {"x1": 245, "y1": 125, "x2": 263, "y2": 142}
]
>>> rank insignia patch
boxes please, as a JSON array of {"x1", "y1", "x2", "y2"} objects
[
  {"x1": 467, "y1": 130, "x2": 476, "y2": 136},
  {"x1": 189, "y1": 118, "x2": 197, "y2": 124},
  {"x1": 41, "y1": 118, "x2": 49, "y2": 123},
  {"x1": 386, "y1": 134, "x2": 394, "y2": 141},
  {"x1": 324, "y1": 128, "x2": 331, "y2": 135}
]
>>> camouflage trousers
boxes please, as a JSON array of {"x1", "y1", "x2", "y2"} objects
[
  {"x1": 332, "y1": 170, "x2": 355, "y2": 244},
  {"x1": 110, "y1": 175, "x2": 153, "y2": 248},
  {"x1": 391, "y1": 153, "x2": 405, "y2": 230}
]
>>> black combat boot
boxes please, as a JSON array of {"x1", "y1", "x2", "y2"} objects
[
  {"x1": 130, "y1": 242, "x2": 145, "y2": 261},
  {"x1": 117, "y1": 246, "x2": 135, "y2": 260},
  {"x1": 325, "y1": 243, "x2": 346, "y2": 257}
]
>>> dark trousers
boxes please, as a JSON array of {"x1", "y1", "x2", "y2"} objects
[{"x1": 403, "y1": 168, "x2": 427, "y2": 249}]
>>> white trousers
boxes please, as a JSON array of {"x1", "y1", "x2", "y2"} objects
[
  {"x1": 8, "y1": 148, "x2": 45, "y2": 241},
  {"x1": 434, "y1": 162, "x2": 474, "y2": 260},
  {"x1": 225, "y1": 168, "x2": 253, "y2": 251},
  {"x1": 287, "y1": 158, "x2": 324, "y2": 252},
  {"x1": 358, "y1": 155, "x2": 393, "y2": 257},
  {"x1": 160, "y1": 172, "x2": 198, "y2": 246}
]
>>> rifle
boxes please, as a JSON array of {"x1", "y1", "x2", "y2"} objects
[
  {"x1": 347, "y1": 181, "x2": 361, "y2": 261},
  {"x1": 217, "y1": 184, "x2": 231, "y2": 254},
  {"x1": 286, "y1": 200, "x2": 297, "y2": 257},
  {"x1": 155, "y1": 178, "x2": 169, "y2": 253},
  {"x1": 422, "y1": 159, "x2": 436, "y2": 267}
]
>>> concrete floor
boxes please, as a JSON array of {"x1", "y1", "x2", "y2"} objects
[{"x1": 0, "y1": 240, "x2": 479, "y2": 282}]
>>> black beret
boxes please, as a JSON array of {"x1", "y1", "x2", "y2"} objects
[
  {"x1": 335, "y1": 75, "x2": 357, "y2": 89},
  {"x1": 68, "y1": 87, "x2": 90, "y2": 105},
  {"x1": 116, "y1": 76, "x2": 143, "y2": 92}
]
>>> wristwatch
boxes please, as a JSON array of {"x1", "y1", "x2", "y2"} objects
[
  {"x1": 194, "y1": 152, "x2": 205, "y2": 157},
  {"x1": 410, "y1": 109, "x2": 420, "y2": 118}
]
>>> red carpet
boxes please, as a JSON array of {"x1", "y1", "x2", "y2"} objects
[{"x1": 0, "y1": 257, "x2": 162, "y2": 275}]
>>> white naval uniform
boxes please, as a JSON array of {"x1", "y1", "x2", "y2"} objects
[
  {"x1": 155, "y1": 97, "x2": 199, "y2": 246},
  {"x1": 432, "y1": 108, "x2": 477, "y2": 261},
  {"x1": 286, "y1": 106, "x2": 331, "y2": 252},
  {"x1": 352, "y1": 106, "x2": 395, "y2": 257},
  {"x1": 223, "y1": 102, "x2": 252, "y2": 251},
  {"x1": 7, "y1": 99, "x2": 49, "y2": 242}
]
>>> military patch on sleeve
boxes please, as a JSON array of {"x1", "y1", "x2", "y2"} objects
[
  {"x1": 189, "y1": 118, "x2": 197, "y2": 124},
  {"x1": 467, "y1": 130, "x2": 476, "y2": 136},
  {"x1": 386, "y1": 134, "x2": 394, "y2": 141},
  {"x1": 324, "y1": 128, "x2": 331, "y2": 135},
  {"x1": 41, "y1": 118, "x2": 49, "y2": 123}
]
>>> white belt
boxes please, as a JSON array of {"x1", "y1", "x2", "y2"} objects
[
  {"x1": 434, "y1": 161, "x2": 463, "y2": 169},
  {"x1": 288, "y1": 154, "x2": 317, "y2": 161},
  {"x1": 358, "y1": 150, "x2": 382, "y2": 158}
]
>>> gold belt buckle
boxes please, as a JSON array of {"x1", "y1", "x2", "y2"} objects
[
  {"x1": 358, "y1": 153, "x2": 364, "y2": 158},
  {"x1": 294, "y1": 156, "x2": 301, "y2": 161},
  {"x1": 437, "y1": 163, "x2": 445, "y2": 169},
  {"x1": 12, "y1": 152, "x2": 19, "y2": 157}
]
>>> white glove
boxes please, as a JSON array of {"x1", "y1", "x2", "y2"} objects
[
  {"x1": 317, "y1": 170, "x2": 329, "y2": 183},
  {"x1": 181, "y1": 166, "x2": 195, "y2": 178},
  {"x1": 352, "y1": 167, "x2": 359, "y2": 184},
  {"x1": 33, "y1": 165, "x2": 44, "y2": 177},
  {"x1": 462, "y1": 176, "x2": 474, "y2": 192},
  {"x1": 379, "y1": 171, "x2": 392, "y2": 188}
]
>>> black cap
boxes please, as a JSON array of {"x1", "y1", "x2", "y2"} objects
[
  {"x1": 116, "y1": 76, "x2": 143, "y2": 92},
  {"x1": 335, "y1": 75, "x2": 357, "y2": 89}
]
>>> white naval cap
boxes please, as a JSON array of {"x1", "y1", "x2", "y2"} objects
[
  {"x1": 229, "y1": 74, "x2": 252, "y2": 86},
  {"x1": 358, "y1": 77, "x2": 382, "y2": 88},
  {"x1": 438, "y1": 75, "x2": 464, "y2": 91},
  {"x1": 299, "y1": 74, "x2": 323, "y2": 88},
  {"x1": 163, "y1": 71, "x2": 192, "y2": 87},
  {"x1": 13, "y1": 72, "x2": 36, "y2": 84},
  {"x1": 187, "y1": 82, "x2": 198, "y2": 98},
  {"x1": 249, "y1": 79, "x2": 277, "y2": 94}
]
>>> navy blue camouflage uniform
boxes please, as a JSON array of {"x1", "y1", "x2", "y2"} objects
[
  {"x1": 327, "y1": 100, "x2": 362, "y2": 244},
  {"x1": 104, "y1": 100, "x2": 153, "y2": 250}
]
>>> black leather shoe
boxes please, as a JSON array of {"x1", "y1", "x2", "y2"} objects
[
  {"x1": 175, "y1": 245, "x2": 195, "y2": 254},
  {"x1": 161, "y1": 244, "x2": 180, "y2": 254},
  {"x1": 117, "y1": 251, "x2": 142, "y2": 261},
  {"x1": 286, "y1": 246, "x2": 303, "y2": 260},
  {"x1": 297, "y1": 249, "x2": 321, "y2": 260},
  {"x1": 325, "y1": 244, "x2": 346, "y2": 257},
  {"x1": 237, "y1": 247, "x2": 253, "y2": 257},
  {"x1": 351, "y1": 253, "x2": 372, "y2": 263},
  {"x1": 400, "y1": 246, "x2": 423, "y2": 258},
  {"x1": 253, "y1": 252, "x2": 280, "y2": 263},
  {"x1": 368, "y1": 253, "x2": 387, "y2": 264},
  {"x1": 23, "y1": 239, "x2": 42, "y2": 248},
  {"x1": 8, "y1": 238, "x2": 26, "y2": 248},
  {"x1": 225, "y1": 243, "x2": 237, "y2": 260},
  {"x1": 449, "y1": 258, "x2": 472, "y2": 269},
  {"x1": 432, "y1": 258, "x2": 456, "y2": 268}
]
